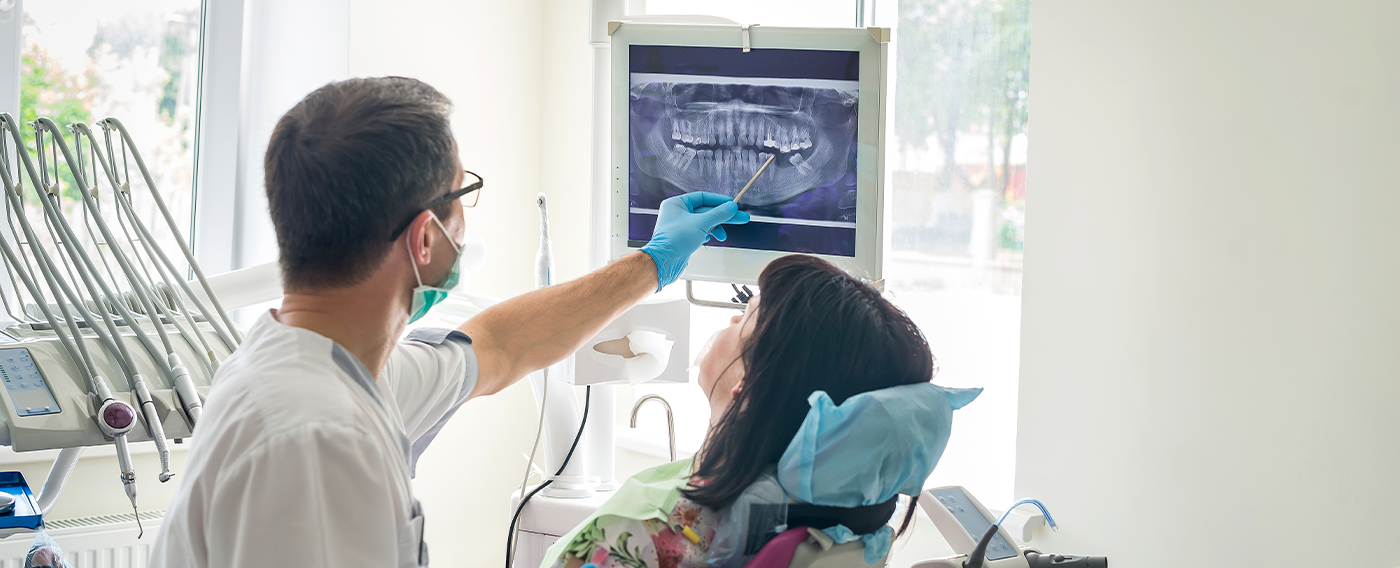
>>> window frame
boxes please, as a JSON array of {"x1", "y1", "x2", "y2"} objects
[
  {"x1": 190, "y1": 0, "x2": 246, "y2": 275},
  {"x1": 0, "y1": 0, "x2": 247, "y2": 276}
]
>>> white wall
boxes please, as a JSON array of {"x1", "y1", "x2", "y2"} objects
[
  {"x1": 235, "y1": 0, "x2": 350, "y2": 270},
  {"x1": 1014, "y1": 1, "x2": 1400, "y2": 566},
  {"x1": 6, "y1": 450, "x2": 189, "y2": 519},
  {"x1": 348, "y1": 0, "x2": 595, "y2": 565}
]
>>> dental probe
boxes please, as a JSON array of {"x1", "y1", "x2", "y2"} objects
[{"x1": 732, "y1": 153, "x2": 776, "y2": 204}]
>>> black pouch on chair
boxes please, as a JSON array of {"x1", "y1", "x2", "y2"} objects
[{"x1": 786, "y1": 497, "x2": 899, "y2": 535}]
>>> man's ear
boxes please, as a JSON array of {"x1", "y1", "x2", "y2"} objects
[{"x1": 406, "y1": 210, "x2": 436, "y2": 265}]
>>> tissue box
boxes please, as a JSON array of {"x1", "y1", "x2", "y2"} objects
[{"x1": 572, "y1": 298, "x2": 690, "y2": 386}]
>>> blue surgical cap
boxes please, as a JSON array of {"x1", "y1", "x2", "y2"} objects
[{"x1": 776, "y1": 382, "x2": 981, "y2": 563}]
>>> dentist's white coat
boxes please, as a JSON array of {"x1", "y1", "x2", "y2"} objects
[{"x1": 150, "y1": 310, "x2": 477, "y2": 568}]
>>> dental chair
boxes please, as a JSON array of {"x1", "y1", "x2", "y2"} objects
[
  {"x1": 749, "y1": 527, "x2": 888, "y2": 568},
  {"x1": 788, "y1": 540, "x2": 885, "y2": 568}
]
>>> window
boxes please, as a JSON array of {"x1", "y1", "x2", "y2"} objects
[
  {"x1": 14, "y1": 0, "x2": 202, "y2": 279},
  {"x1": 629, "y1": 0, "x2": 1031, "y2": 509},
  {"x1": 888, "y1": 0, "x2": 1029, "y2": 507}
]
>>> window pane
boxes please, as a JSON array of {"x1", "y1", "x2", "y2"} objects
[
  {"x1": 891, "y1": 0, "x2": 1030, "y2": 506},
  {"x1": 18, "y1": 0, "x2": 201, "y2": 292}
]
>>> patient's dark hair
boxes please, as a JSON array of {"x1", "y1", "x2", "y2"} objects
[{"x1": 684, "y1": 255, "x2": 936, "y2": 536}]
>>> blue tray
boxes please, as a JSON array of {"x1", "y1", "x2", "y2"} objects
[{"x1": 0, "y1": 471, "x2": 43, "y2": 534}]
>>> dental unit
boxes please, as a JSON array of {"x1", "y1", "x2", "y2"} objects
[{"x1": 0, "y1": 111, "x2": 241, "y2": 540}]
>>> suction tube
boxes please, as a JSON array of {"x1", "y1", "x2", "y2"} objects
[{"x1": 963, "y1": 500, "x2": 1105, "y2": 568}]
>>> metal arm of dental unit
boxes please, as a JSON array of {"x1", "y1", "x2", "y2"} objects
[{"x1": 0, "y1": 112, "x2": 241, "y2": 536}]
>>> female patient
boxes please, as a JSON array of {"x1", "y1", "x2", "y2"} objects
[{"x1": 543, "y1": 255, "x2": 978, "y2": 568}]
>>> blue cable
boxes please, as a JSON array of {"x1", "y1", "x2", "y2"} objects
[{"x1": 995, "y1": 498, "x2": 1058, "y2": 532}]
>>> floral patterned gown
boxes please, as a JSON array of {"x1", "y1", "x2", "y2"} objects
[{"x1": 552, "y1": 496, "x2": 720, "y2": 568}]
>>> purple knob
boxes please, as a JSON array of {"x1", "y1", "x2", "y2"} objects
[{"x1": 103, "y1": 402, "x2": 135, "y2": 430}]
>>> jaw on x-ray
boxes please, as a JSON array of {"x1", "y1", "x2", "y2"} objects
[{"x1": 630, "y1": 81, "x2": 859, "y2": 207}]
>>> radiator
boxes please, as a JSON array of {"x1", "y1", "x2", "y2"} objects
[{"x1": 0, "y1": 510, "x2": 164, "y2": 568}]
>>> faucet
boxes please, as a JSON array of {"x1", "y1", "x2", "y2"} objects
[{"x1": 630, "y1": 394, "x2": 676, "y2": 461}]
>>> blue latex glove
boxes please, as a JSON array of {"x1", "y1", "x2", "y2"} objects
[{"x1": 639, "y1": 192, "x2": 751, "y2": 291}]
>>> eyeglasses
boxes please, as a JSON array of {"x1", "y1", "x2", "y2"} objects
[{"x1": 390, "y1": 170, "x2": 483, "y2": 240}]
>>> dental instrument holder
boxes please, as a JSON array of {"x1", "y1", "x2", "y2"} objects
[
  {"x1": 0, "y1": 112, "x2": 235, "y2": 523},
  {"x1": 912, "y1": 487, "x2": 1107, "y2": 568},
  {"x1": 531, "y1": 359, "x2": 594, "y2": 498}
]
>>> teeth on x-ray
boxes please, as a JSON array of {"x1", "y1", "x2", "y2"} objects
[{"x1": 631, "y1": 82, "x2": 858, "y2": 206}]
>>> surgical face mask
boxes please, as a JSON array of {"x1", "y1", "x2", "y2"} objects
[{"x1": 407, "y1": 214, "x2": 463, "y2": 324}]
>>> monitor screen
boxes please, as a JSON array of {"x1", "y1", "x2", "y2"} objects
[{"x1": 627, "y1": 45, "x2": 860, "y2": 257}]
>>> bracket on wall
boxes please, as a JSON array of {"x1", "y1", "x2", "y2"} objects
[
  {"x1": 741, "y1": 24, "x2": 759, "y2": 52},
  {"x1": 686, "y1": 280, "x2": 748, "y2": 311}
]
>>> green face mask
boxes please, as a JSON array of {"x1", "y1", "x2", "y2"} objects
[{"x1": 408, "y1": 215, "x2": 463, "y2": 324}]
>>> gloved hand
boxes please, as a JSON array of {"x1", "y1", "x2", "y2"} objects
[{"x1": 639, "y1": 192, "x2": 751, "y2": 291}]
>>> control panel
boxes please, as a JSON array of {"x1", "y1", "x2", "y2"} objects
[
  {"x1": 918, "y1": 486, "x2": 1030, "y2": 568},
  {"x1": 0, "y1": 348, "x2": 58, "y2": 417},
  {"x1": 928, "y1": 487, "x2": 1018, "y2": 561},
  {"x1": 0, "y1": 324, "x2": 228, "y2": 452}
]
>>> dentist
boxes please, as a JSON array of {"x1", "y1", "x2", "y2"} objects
[{"x1": 149, "y1": 77, "x2": 747, "y2": 568}]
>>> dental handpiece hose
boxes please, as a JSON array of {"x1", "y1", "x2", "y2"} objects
[
  {"x1": 0, "y1": 116, "x2": 141, "y2": 520},
  {"x1": 77, "y1": 123, "x2": 212, "y2": 423},
  {"x1": 100, "y1": 117, "x2": 242, "y2": 345},
  {"x1": 68, "y1": 125, "x2": 207, "y2": 424},
  {"x1": 966, "y1": 499, "x2": 1061, "y2": 568},
  {"x1": 22, "y1": 118, "x2": 174, "y2": 481}
]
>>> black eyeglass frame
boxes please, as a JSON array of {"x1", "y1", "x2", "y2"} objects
[{"x1": 389, "y1": 170, "x2": 483, "y2": 240}]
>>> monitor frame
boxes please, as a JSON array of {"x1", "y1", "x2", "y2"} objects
[{"x1": 609, "y1": 23, "x2": 889, "y2": 286}]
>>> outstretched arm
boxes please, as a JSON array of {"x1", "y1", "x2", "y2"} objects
[
  {"x1": 461, "y1": 252, "x2": 655, "y2": 397},
  {"x1": 461, "y1": 192, "x2": 749, "y2": 398}
]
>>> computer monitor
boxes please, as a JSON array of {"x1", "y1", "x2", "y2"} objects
[{"x1": 609, "y1": 24, "x2": 889, "y2": 285}]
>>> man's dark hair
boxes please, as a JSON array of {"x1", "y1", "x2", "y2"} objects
[{"x1": 265, "y1": 77, "x2": 457, "y2": 291}]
